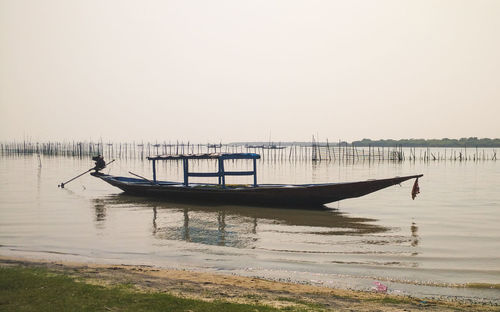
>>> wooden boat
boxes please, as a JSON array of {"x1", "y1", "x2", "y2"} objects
[{"x1": 91, "y1": 153, "x2": 423, "y2": 206}]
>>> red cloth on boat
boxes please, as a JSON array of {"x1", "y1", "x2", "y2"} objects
[{"x1": 411, "y1": 178, "x2": 420, "y2": 200}]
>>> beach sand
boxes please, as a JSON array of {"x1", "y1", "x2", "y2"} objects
[{"x1": 0, "y1": 256, "x2": 497, "y2": 311}]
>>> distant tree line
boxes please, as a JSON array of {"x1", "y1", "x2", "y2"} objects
[{"x1": 352, "y1": 137, "x2": 500, "y2": 147}]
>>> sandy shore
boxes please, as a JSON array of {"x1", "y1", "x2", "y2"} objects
[{"x1": 0, "y1": 256, "x2": 498, "y2": 312}]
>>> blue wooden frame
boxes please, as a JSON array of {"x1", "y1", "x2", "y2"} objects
[{"x1": 147, "y1": 153, "x2": 260, "y2": 187}]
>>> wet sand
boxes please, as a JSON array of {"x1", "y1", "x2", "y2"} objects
[{"x1": 1, "y1": 256, "x2": 497, "y2": 311}]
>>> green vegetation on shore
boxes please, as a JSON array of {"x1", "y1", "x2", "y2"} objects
[
  {"x1": 1, "y1": 263, "x2": 498, "y2": 312},
  {"x1": 0, "y1": 266, "x2": 286, "y2": 312},
  {"x1": 352, "y1": 137, "x2": 500, "y2": 147}
]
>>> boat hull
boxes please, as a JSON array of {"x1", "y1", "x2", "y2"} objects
[{"x1": 91, "y1": 173, "x2": 423, "y2": 206}]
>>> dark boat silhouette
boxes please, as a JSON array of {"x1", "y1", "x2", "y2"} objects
[{"x1": 91, "y1": 153, "x2": 422, "y2": 207}]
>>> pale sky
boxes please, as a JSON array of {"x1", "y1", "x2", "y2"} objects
[{"x1": 1, "y1": 0, "x2": 499, "y2": 143}]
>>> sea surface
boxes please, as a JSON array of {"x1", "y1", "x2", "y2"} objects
[{"x1": 0, "y1": 153, "x2": 499, "y2": 303}]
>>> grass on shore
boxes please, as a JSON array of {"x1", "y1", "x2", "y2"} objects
[{"x1": 0, "y1": 266, "x2": 307, "y2": 312}]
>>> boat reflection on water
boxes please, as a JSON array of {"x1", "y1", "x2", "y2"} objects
[
  {"x1": 93, "y1": 199, "x2": 107, "y2": 229},
  {"x1": 411, "y1": 221, "x2": 419, "y2": 251},
  {"x1": 92, "y1": 194, "x2": 390, "y2": 249}
]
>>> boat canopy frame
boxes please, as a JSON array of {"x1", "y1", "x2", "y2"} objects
[{"x1": 146, "y1": 153, "x2": 261, "y2": 187}]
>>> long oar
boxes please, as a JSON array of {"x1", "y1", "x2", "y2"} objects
[
  {"x1": 128, "y1": 171, "x2": 155, "y2": 184},
  {"x1": 58, "y1": 159, "x2": 115, "y2": 188},
  {"x1": 58, "y1": 169, "x2": 92, "y2": 188}
]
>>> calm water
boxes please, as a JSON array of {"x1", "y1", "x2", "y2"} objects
[{"x1": 0, "y1": 154, "x2": 499, "y2": 303}]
